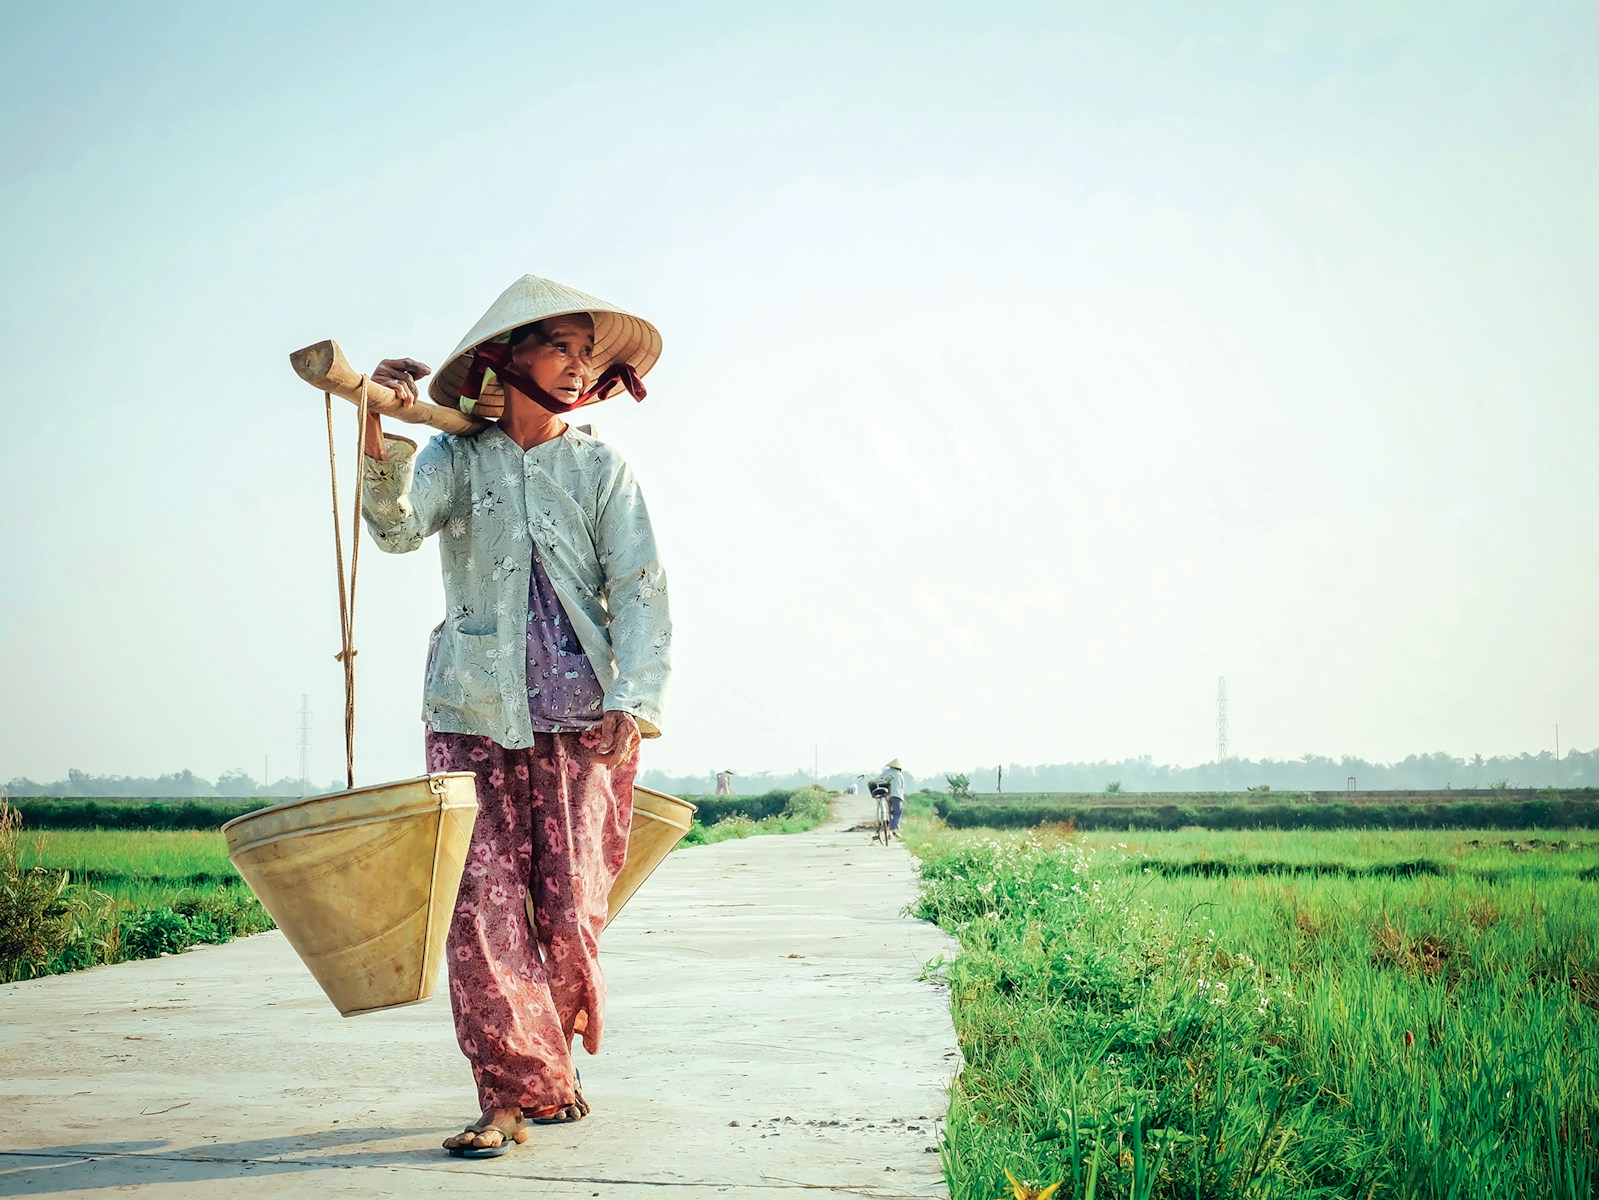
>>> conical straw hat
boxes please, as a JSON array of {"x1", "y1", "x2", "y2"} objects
[{"x1": 428, "y1": 274, "x2": 662, "y2": 410}]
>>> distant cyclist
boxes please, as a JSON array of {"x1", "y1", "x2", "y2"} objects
[{"x1": 882, "y1": 758, "x2": 906, "y2": 839}]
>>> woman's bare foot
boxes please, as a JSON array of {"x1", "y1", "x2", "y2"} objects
[{"x1": 442, "y1": 1106, "x2": 529, "y2": 1154}]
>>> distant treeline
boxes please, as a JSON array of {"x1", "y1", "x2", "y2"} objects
[
  {"x1": 934, "y1": 789, "x2": 1599, "y2": 832},
  {"x1": 962, "y1": 749, "x2": 1597, "y2": 794},
  {"x1": 639, "y1": 770, "x2": 862, "y2": 797},
  {"x1": 645, "y1": 749, "x2": 1599, "y2": 797},
  {"x1": 3, "y1": 769, "x2": 341, "y2": 799},
  {"x1": 8, "y1": 745, "x2": 1594, "y2": 799}
]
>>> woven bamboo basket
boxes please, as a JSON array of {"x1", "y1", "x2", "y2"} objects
[
  {"x1": 520, "y1": 784, "x2": 696, "y2": 932},
  {"x1": 223, "y1": 773, "x2": 479, "y2": 1017},
  {"x1": 608, "y1": 786, "x2": 696, "y2": 925}
]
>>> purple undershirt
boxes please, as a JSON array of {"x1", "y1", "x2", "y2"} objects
[{"x1": 525, "y1": 551, "x2": 604, "y2": 732}]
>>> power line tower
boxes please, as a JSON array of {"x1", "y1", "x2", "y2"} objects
[
  {"x1": 1216, "y1": 677, "x2": 1229, "y2": 791},
  {"x1": 298, "y1": 694, "x2": 312, "y2": 797}
]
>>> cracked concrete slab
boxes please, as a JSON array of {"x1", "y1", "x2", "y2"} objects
[{"x1": 0, "y1": 791, "x2": 961, "y2": 1198}]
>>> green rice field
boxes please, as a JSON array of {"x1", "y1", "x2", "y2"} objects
[
  {"x1": 1, "y1": 815, "x2": 272, "y2": 981},
  {"x1": 0, "y1": 788, "x2": 831, "y2": 981},
  {"x1": 21, "y1": 828, "x2": 236, "y2": 882},
  {"x1": 24, "y1": 831, "x2": 260, "y2": 917},
  {"x1": 1083, "y1": 827, "x2": 1599, "y2": 881},
  {"x1": 907, "y1": 819, "x2": 1599, "y2": 1199}
]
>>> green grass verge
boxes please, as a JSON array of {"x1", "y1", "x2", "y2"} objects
[
  {"x1": 907, "y1": 819, "x2": 1599, "y2": 1199},
  {"x1": 680, "y1": 785, "x2": 833, "y2": 846}
]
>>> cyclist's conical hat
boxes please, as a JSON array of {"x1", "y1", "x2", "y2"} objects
[
  {"x1": 428, "y1": 274, "x2": 662, "y2": 410},
  {"x1": 886, "y1": 758, "x2": 904, "y2": 769}
]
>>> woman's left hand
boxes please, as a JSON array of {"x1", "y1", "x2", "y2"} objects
[{"x1": 594, "y1": 711, "x2": 641, "y2": 767}]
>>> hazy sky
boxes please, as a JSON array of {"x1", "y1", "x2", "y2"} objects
[{"x1": 1, "y1": 1, "x2": 1594, "y2": 788}]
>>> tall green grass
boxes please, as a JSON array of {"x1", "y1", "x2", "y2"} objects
[
  {"x1": 910, "y1": 823, "x2": 1598, "y2": 1199},
  {"x1": 21, "y1": 829, "x2": 237, "y2": 880}
]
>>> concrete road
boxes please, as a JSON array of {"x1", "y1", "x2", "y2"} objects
[{"x1": 0, "y1": 790, "x2": 961, "y2": 1198}]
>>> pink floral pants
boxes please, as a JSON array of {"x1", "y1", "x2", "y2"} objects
[{"x1": 425, "y1": 729, "x2": 636, "y2": 1113}]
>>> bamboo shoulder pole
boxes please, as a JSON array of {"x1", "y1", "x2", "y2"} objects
[{"x1": 290, "y1": 340, "x2": 487, "y2": 437}]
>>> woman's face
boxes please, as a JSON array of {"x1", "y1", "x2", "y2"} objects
[{"x1": 510, "y1": 314, "x2": 596, "y2": 403}]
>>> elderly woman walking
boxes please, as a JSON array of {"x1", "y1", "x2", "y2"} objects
[{"x1": 359, "y1": 275, "x2": 672, "y2": 1157}]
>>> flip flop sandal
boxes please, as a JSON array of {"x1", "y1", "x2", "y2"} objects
[
  {"x1": 525, "y1": 1072, "x2": 590, "y2": 1124},
  {"x1": 445, "y1": 1119, "x2": 522, "y2": 1158},
  {"x1": 525, "y1": 1089, "x2": 588, "y2": 1124}
]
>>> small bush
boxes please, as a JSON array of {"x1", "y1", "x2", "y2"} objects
[
  {"x1": 1, "y1": 864, "x2": 86, "y2": 981},
  {"x1": 172, "y1": 886, "x2": 273, "y2": 939},
  {"x1": 184, "y1": 913, "x2": 225, "y2": 945},
  {"x1": 120, "y1": 907, "x2": 195, "y2": 959},
  {"x1": 781, "y1": 785, "x2": 832, "y2": 824},
  {"x1": 697, "y1": 813, "x2": 757, "y2": 842}
]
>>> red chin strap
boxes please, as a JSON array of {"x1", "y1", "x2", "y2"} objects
[{"x1": 459, "y1": 341, "x2": 647, "y2": 416}]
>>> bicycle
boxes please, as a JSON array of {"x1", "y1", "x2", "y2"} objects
[{"x1": 868, "y1": 780, "x2": 892, "y2": 847}]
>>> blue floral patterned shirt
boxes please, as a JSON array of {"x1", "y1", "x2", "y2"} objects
[{"x1": 362, "y1": 424, "x2": 671, "y2": 746}]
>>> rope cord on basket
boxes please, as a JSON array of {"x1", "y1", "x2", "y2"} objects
[{"x1": 323, "y1": 377, "x2": 370, "y2": 790}]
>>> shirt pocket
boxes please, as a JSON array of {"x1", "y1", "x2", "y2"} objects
[{"x1": 423, "y1": 623, "x2": 501, "y2": 728}]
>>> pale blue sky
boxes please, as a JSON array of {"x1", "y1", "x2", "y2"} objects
[{"x1": 2, "y1": 1, "x2": 1594, "y2": 786}]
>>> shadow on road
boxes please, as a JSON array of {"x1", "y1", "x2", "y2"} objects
[{"x1": 0, "y1": 1127, "x2": 449, "y2": 1195}]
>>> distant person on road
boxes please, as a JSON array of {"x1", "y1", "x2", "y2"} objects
[
  {"x1": 883, "y1": 758, "x2": 906, "y2": 838},
  {"x1": 714, "y1": 769, "x2": 734, "y2": 795},
  {"x1": 360, "y1": 274, "x2": 672, "y2": 1159}
]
